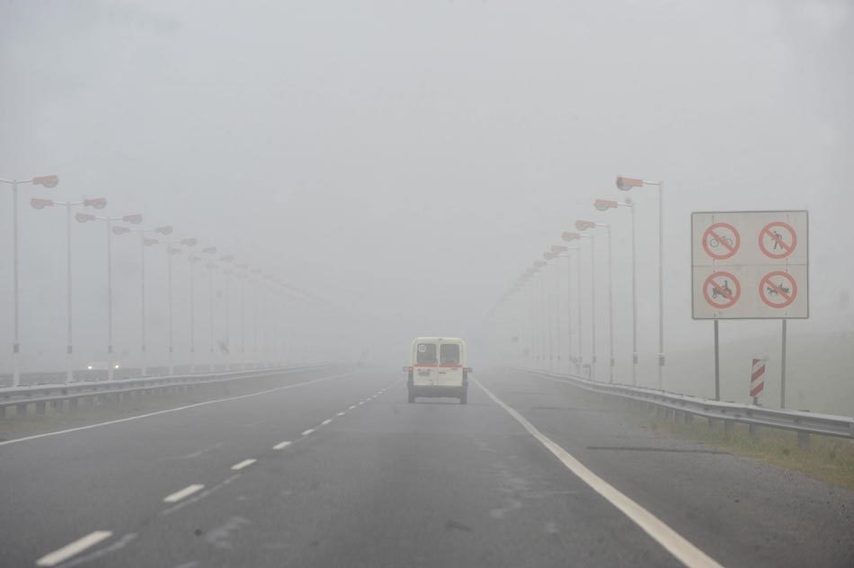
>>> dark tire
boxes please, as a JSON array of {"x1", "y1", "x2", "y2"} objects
[
  {"x1": 408, "y1": 390, "x2": 415, "y2": 404},
  {"x1": 460, "y1": 389, "x2": 468, "y2": 405}
]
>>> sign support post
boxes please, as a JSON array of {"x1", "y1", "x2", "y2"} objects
[
  {"x1": 713, "y1": 319, "x2": 720, "y2": 401},
  {"x1": 781, "y1": 319, "x2": 788, "y2": 409}
]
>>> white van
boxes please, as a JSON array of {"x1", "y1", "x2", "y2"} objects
[{"x1": 404, "y1": 337, "x2": 471, "y2": 404}]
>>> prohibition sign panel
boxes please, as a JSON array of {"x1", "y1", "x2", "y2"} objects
[
  {"x1": 702, "y1": 271, "x2": 741, "y2": 310},
  {"x1": 691, "y1": 210, "x2": 808, "y2": 319},
  {"x1": 702, "y1": 223, "x2": 740, "y2": 260},
  {"x1": 759, "y1": 221, "x2": 797, "y2": 260},
  {"x1": 759, "y1": 271, "x2": 798, "y2": 309}
]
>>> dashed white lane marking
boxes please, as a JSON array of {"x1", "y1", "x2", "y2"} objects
[
  {"x1": 348, "y1": 405, "x2": 356, "y2": 410},
  {"x1": 473, "y1": 378, "x2": 723, "y2": 568},
  {"x1": 301, "y1": 428, "x2": 315, "y2": 436},
  {"x1": 163, "y1": 484, "x2": 205, "y2": 503},
  {"x1": 0, "y1": 372, "x2": 354, "y2": 448},
  {"x1": 336, "y1": 412, "x2": 346, "y2": 416},
  {"x1": 36, "y1": 531, "x2": 113, "y2": 567},
  {"x1": 231, "y1": 459, "x2": 256, "y2": 471},
  {"x1": 273, "y1": 441, "x2": 292, "y2": 450},
  {"x1": 321, "y1": 419, "x2": 332, "y2": 426}
]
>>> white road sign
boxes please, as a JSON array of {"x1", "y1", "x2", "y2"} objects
[{"x1": 691, "y1": 210, "x2": 808, "y2": 319}]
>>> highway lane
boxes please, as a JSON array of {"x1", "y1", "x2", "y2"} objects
[
  {"x1": 1, "y1": 367, "x2": 852, "y2": 567},
  {"x1": 0, "y1": 367, "x2": 389, "y2": 567}
]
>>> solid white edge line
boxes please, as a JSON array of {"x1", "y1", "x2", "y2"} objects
[
  {"x1": 36, "y1": 531, "x2": 113, "y2": 567},
  {"x1": 472, "y1": 377, "x2": 723, "y2": 568},
  {"x1": 231, "y1": 458, "x2": 256, "y2": 471},
  {"x1": 0, "y1": 372, "x2": 353, "y2": 448},
  {"x1": 301, "y1": 428, "x2": 315, "y2": 436},
  {"x1": 273, "y1": 441, "x2": 292, "y2": 450},
  {"x1": 163, "y1": 483, "x2": 205, "y2": 503}
]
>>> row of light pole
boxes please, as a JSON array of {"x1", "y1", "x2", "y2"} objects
[
  {"x1": 492, "y1": 174, "x2": 664, "y2": 389},
  {"x1": 3, "y1": 172, "x2": 325, "y2": 387}
]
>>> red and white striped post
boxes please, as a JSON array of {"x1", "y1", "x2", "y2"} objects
[{"x1": 750, "y1": 357, "x2": 766, "y2": 405}]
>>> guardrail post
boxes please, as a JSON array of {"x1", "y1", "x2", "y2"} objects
[
  {"x1": 748, "y1": 422, "x2": 760, "y2": 441},
  {"x1": 723, "y1": 420, "x2": 734, "y2": 439},
  {"x1": 35, "y1": 401, "x2": 46, "y2": 415},
  {"x1": 797, "y1": 431, "x2": 810, "y2": 450},
  {"x1": 707, "y1": 418, "x2": 720, "y2": 432}
]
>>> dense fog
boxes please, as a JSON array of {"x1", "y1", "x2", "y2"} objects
[{"x1": 1, "y1": 1, "x2": 852, "y2": 412}]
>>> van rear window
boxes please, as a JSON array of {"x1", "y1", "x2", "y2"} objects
[
  {"x1": 440, "y1": 343, "x2": 460, "y2": 365},
  {"x1": 416, "y1": 343, "x2": 437, "y2": 364}
]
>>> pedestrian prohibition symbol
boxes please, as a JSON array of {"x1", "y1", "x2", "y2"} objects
[
  {"x1": 759, "y1": 271, "x2": 798, "y2": 309},
  {"x1": 702, "y1": 271, "x2": 740, "y2": 309},
  {"x1": 759, "y1": 221, "x2": 797, "y2": 259},
  {"x1": 702, "y1": 222, "x2": 740, "y2": 260}
]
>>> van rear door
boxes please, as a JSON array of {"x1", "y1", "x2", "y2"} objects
[
  {"x1": 435, "y1": 341, "x2": 464, "y2": 387},
  {"x1": 412, "y1": 341, "x2": 438, "y2": 386}
]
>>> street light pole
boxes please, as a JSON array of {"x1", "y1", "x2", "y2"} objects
[
  {"x1": 2, "y1": 175, "x2": 59, "y2": 386},
  {"x1": 113, "y1": 224, "x2": 172, "y2": 377},
  {"x1": 76, "y1": 211, "x2": 143, "y2": 381},
  {"x1": 201, "y1": 247, "x2": 217, "y2": 371},
  {"x1": 618, "y1": 175, "x2": 665, "y2": 389},
  {"x1": 188, "y1": 255, "x2": 198, "y2": 372},
  {"x1": 32, "y1": 196, "x2": 107, "y2": 384}
]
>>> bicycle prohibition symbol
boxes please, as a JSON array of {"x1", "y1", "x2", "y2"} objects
[
  {"x1": 702, "y1": 222, "x2": 741, "y2": 260},
  {"x1": 702, "y1": 271, "x2": 741, "y2": 309}
]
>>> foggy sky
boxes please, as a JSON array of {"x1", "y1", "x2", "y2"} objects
[{"x1": 1, "y1": 1, "x2": 852, "y2": 397}]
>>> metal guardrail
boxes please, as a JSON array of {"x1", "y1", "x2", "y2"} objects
[
  {"x1": 522, "y1": 368, "x2": 854, "y2": 442},
  {"x1": 0, "y1": 364, "x2": 336, "y2": 418}
]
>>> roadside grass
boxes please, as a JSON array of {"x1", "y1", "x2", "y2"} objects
[{"x1": 644, "y1": 412, "x2": 854, "y2": 490}]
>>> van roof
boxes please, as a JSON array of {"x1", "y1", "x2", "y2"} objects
[{"x1": 412, "y1": 337, "x2": 464, "y2": 343}]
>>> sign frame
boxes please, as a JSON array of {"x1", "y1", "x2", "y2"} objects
[{"x1": 691, "y1": 210, "x2": 809, "y2": 320}]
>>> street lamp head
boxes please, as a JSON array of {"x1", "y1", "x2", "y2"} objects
[
  {"x1": 616, "y1": 176, "x2": 644, "y2": 191},
  {"x1": 75, "y1": 212, "x2": 96, "y2": 223},
  {"x1": 83, "y1": 197, "x2": 107, "y2": 209},
  {"x1": 576, "y1": 219, "x2": 597, "y2": 231},
  {"x1": 112, "y1": 226, "x2": 131, "y2": 235},
  {"x1": 594, "y1": 199, "x2": 618, "y2": 211},
  {"x1": 144, "y1": 238, "x2": 159, "y2": 246},
  {"x1": 31, "y1": 175, "x2": 59, "y2": 188},
  {"x1": 180, "y1": 237, "x2": 197, "y2": 246},
  {"x1": 561, "y1": 231, "x2": 580, "y2": 242},
  {"x1": 30, "y1": 198, "x2": 54, "y2": 209},
  {"x1": 122, "y1": 213, "x2": 143, "y2": 224},
  {"x1": 155, "y1": 225, "x2": 173, "y2": 235}
]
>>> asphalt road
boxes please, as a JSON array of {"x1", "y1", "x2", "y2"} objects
[{"x1": 1, "y1": 367, "x2": 852, "y2": 567}]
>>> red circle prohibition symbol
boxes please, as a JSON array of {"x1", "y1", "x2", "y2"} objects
[
  {"x1": 759, "y1": 271, "x2": 798, "y2": 309},
  {"x1": 759, "y1": 221, "x2": 797, "y2": 259},
  {"x1": 702, "y1": 271, "x2": 741, "y2": 309},
  {"x1": 702, "y1": 222, "x2": 741, "y2": 260}
]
